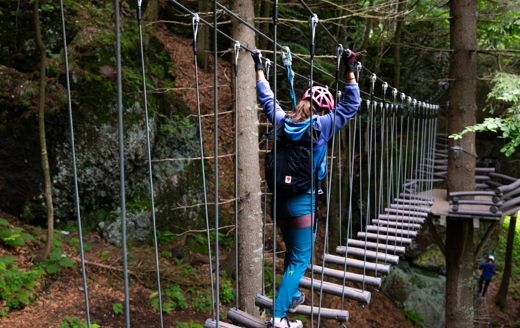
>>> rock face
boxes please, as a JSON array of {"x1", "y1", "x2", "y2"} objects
[
  {"x1": 382, "y1": 263, "x2": 445, "y2": 328},
  {"x1": 98, "y1": 210, "x2": 151, "y2": 246},
  {"x1": 0, "y1": 2, "x2": 207, "y2": 245}
]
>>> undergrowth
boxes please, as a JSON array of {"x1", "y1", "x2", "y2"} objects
[
  {"x1": 495, "y1": 214, "x2": 520, "y2": 300},
  {"x1": 0, "y1": 217, "x2": 76, "y2": 316}
]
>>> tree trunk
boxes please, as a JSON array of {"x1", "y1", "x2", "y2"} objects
[
  {"x1": 445, "y1": 219, "x2": 474, "y2": 327},
  {"x1": 34, "y1": 0, "x2": 54, "y2": 260},
  {"x1": 197, "y1": 0, "x2": 211, "y2": 70},
  {"x1": 360, "y1": 0, "x2": 374, "y2": 50},
  {"x1": 393, "y1": 0, "x2": 405, "y2": 88},
  {"x1": 495, "y1": 215, "x2": 517, "y2": 308},
  {"x1": 143, "y1": 0, "x2": 159, "y2": 22},
  {"x1": 446, "y1": 0, "x2": 477, "y2": 327},
  {"x1": 230, "y1": 0, "x2": 263, "y2": 315},
  {"x1": 258, "y1": 1, "x2": 271, "y2": 51}
]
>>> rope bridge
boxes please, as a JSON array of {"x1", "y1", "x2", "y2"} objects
[{"x1": 55, "y1": 0, "x2": 520, "y2": 327}]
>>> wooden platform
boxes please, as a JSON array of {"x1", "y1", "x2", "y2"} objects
[{"x1": 426, "y1": 188, "x2": 502, "y2": 221}]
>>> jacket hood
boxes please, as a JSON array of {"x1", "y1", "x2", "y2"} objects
[{"x1": 283, "y1": 117, "x2": 316, "y2": 141}]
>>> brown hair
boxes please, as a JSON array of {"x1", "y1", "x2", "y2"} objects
[{"x1": 286, "y1": 100, "x2": 325, "y2": 123}]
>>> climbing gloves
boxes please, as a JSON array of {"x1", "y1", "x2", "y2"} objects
[
  {"x1": 251, "y1": 50, "x2": 264, "y2": 71},
  {"x1": 342, "y1": 49, "x2": 359, "y2": 73}
]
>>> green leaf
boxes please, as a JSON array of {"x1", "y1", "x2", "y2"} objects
[{"x1": 112, "y1": 302, "x2": 123, "y2": 315}]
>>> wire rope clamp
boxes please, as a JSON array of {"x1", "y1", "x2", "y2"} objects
[
  {"x1": 137, "y1": 0, "x2": 143, "y2": 21},
  {"x1": 233, "y1": 41, "x2": 241, "y2": 62},
  {"x1": 336, "y1": 43, "x2": 344, "y2": 67},
  {"x1": 355, "y1": 62, "x2": 362, "y2": 79},
  {"x1": 265, "y1": 58, "x2": 271, "y2": 79},
  {"x1": 192, "y1": 13, "x2": 200, "y2": 54},
  {"x1": 392, "y1": 88, "x2": 398, "y2": 101},
  {"x1": 370, "y1": 73, "x2": 377, "y2": 91},
  {"x1": 309, "y1": 13, "x2": 319, "y2": 56}
]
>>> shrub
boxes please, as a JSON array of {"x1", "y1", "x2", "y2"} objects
[
  {"x1": 150, "y1": 284, "x2": 187, "y2": 314},
  {"x1": 59, "y1": 316, "x2": 100, "y2": 328},
  {"x1": 0, "y1": 256, "x2": 43, "y2": 316},
  {"x1": 0, "y1": 218, "x2": 33, "y2": 248}
]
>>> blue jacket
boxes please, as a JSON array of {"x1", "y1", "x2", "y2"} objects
[
  {"x1": 479, "y1": 261, "x2": 496, "y2": 280},
  {"x1": 256, "y1": 79, "x2": 361, "y2": 181},
  {"x1": 256, "y1": 79, "x2": 361, "y2": 217}
]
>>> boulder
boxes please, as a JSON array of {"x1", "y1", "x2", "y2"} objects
[{"x1": 382, "y1": 263, "x2": 445, "y2": 328}]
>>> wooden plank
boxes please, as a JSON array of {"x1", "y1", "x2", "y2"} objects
[
  {"x1": 335, "y1": 245, "x2": 400, "y2": 264},
  {"x1": 372, "y1": 219, "x2": 421, "y2": 230},
  {"x1": 308, "y1": 264, "x2": 382, "y2": 287},
  {"x1": 255, "y1": 294, "x2": 349, "y2": 321},
  {"x1": 204, "y1": 319, "x2": 243, "y2": 328},
  {"x1": 384, "y1": 208, "x2": 428, "y2": 217},
  {"x1": 366, "y1": 225, "x2": 418, "y2": 237},
  {"x1": 394, "y1": 198, "x2": 433, "y2": 206},
  {"x1": 389, "y1": 203, "x2": 430, "y2": 213},
  {"x1": 227, "y1": 308, "x2": 266, "y2": 328},
  {"x1": 299, "y1": 277, "x2": 371, "y2": 303},
  {"x1": 347, "y1": 238, "x2": 406, "y2": 254},
  {"x1": 378, "y1": 214, "x2": 425, "y2": 224},
  {"x1": 324, "y1": 254, "x2": 391, "y2": 274},
  {"x1": 357, "y1": 232, "x2": 412, "y2": 245}
]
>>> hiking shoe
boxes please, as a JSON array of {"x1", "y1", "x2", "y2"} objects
[
  {"x1": 289, "y1": 292, "x2": 305, "y2": 312},
  {"x1": 269, "y1": 317, "x2": 303, "y2": 328}
]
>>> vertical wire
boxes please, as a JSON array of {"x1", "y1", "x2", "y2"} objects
[
  {"x1": 192, "y1": 14, "x2": 216, "y2": 318},
  {"x1": 59, "y1": 0, "x2": 91, "y2": 324},
  {"x1": 376, "y1": 87, "x2": 388, "y2": 271},
  {"x1": 317, "y1": 44, "x2": 343, "y2": 327},
  {"x1": 308, "y1": 13, "x2": 318, "y2": 328},
  {"x1": 232, "y1": 41, "x2": 240, "y2": 309},
  {"x1": 137, "y1": 3, "x2": 164, "y2": 325},
  {"x1": 213, "y1": 1, "x2": 220, "y2": 325},
  {"x1": 362, "y1": 75, "x2": 376, "y2": 291},
  {"x1": 271, "y1": 0, "x2": 279, "y2": 317},
  {"x1": 114, "y1": 0, "x2": 131, "y2": 325}
]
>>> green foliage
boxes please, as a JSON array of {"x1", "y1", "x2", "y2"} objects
[
  {"x1": 409, "y1": 276, "x2": 426, "y2": 289},
  {"x1": 112, "y1": 302, "x2": 123, "y2": 315},
  {"x1": 404, "y1": 310, "x2": 424, "y2": 326},
  {"x1": 450, "y1": 73, "x2": 520, "y2": 156},
  {"x1": 495, "y1": 213, "x2": 520, "y2": 299},
  {"x1": 38, "y1": 248, "x2": 75, "y2": 274},
  {"x1": 157, "y1": 229, "x2": 177, "y2": 244},
  {"x1": 59, "y1": 316, "x2": 100, "y2": 328},
  {"x1": 219, "y1": 279, "x2": 234, "y2": 305},
  {"x1": 150, "y1": 284, "x2": 187, "y2": 313},
  {"x1": 99, "y1": 250, "x2": 110, "y2": 260},
  {"x1": 160, "y1": 250, "x2": 173, "y2": 259},
  {"x1": 0, "y1": 218, "x2": 34, "y2": 248},
  {"x1": 68, "y1": 237, "x2": 91, "y2": 252},
  {"x1": 0, "y1": 256, "x2": 44, "y2": 316},
  {"x1": 191, "y1": 291, "x2": 213, "y2": 313},
  {"x1": 176, "y1": 322, "x2": 203, "y2": 328}
]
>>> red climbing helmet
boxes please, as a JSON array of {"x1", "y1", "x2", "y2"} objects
[{"x1": 302, "y1": 86, "x2": 335, "y2": 112}]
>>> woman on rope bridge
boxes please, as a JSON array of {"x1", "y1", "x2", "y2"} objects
[{"x1": 251, "y1": 49, "x2": 361, "y2": 328}]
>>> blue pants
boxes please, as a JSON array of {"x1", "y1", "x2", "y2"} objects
[{"x1": 273, "y1": 217, "x2": 315, "y2": 318}]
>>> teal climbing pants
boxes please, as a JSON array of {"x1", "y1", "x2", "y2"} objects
[{"x1": 273, "y1": 214, "x2": 315, "y2": 318}]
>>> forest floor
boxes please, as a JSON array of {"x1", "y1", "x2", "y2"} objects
[{"x1": 1, "y1": 207, "x2": 519, "y2": 328}]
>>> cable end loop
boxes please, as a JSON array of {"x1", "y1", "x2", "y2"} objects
[{"x1": 382, "y1": 82, "x2": 388, "y2": 94}]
